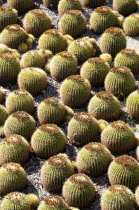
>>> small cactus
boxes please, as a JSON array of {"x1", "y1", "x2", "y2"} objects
[
  {"x1": 123, "y1": 13, "x2": 139, "y2": 36},
  {"x1": 82, "y1": 36, "x2": 101, "y2": 55},
  {"x1": 43, "y1": 0, "x2": 60, "y2": 9},
  {"x1": 126, "y1": 90, "x2": 139, "y2": 121},
  {"x1": 113, "y1": 0, "x2": 138, "y2": 16},
  {"x1": 58, "y1": 0, "x2": 82, "y2": 16},
  {"x1": 7, "y1": 0, "x2": 34, "y2": 14},
  {"x1": 26, "y1": 194, "x2": 40, "y2": 209},
  {"x1": 81, "y1": 0, "x2": 105, "y2": 8},
  {"x1": 0, "y1": 105, "x2": 8, "y2": 126},
  {"x1": 99, "y1": 53, "x2": 112, "y2": 64}
]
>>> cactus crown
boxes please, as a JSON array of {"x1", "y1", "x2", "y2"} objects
[
  {"x1": 48, "y1": 155, "x2": 67, "y2": 167},
  {"x1": 0, "y1": 52, "x2": 15, "y2": 60},
  {"x1": 30, "y1": 9, "x2": 46, "y2": 16},
  {"x1": 4, "y1": 135, "x2": 22, "y2": 144},
  {"x1": 0, "y1": 5, "x2": 14, "y2": 11},
  {"x1": 84, "y1": 142, "x2": 105, "y2": 151},
  {"x1": 111, "y1": 121, "x2": 129, "y2": 129},
  {"x1": 95, "y1": 6, "x2": 111, "y2": 13},
  {"x1": 105, "y1": 27, "x2": 123, "y2": 34},
  {"x1": 109, "y1": 185, "x2": 126, "y2": 193},
  {"x1": 131, "y1": 13, "x2": 139, "y2": 19},
  {"x1": 43, "y1": 97, "x2": 59, "y2": 104},
  {"x1": 6, "y1": 24, "x2": 22, "y2": 32},
  {"x1": 121, "y1": 49, "x2": 136, "y2": 55},
  {"x1": 70, "y1": 174, "x2": 90, "y2": 185},
  {"x1": 111, "y1": 67, "x2": 131, "y2": 75},
  {"x1": 57, "y1": 51, "x2": 75, "y2": 59},
  {"x1": 44, "y1": 196, "x2": 64, "y2": 206},
  {"x1": 67, "y1": 75, "x2": 85, "y2": 82},
  {"x1": 3, "y1": 162, "x2": 20, "y2": 172},
  {"x1": 44, "y1": 29, "x2": 60, "y2": 35},
  {"x1": 115, "y1": 156, "x2": 138, "y2": 168},
  {"x1": 96, "y1": 91, "x2": 113, "y2": 100},
  {"x1": 74, "y1": 112, "x2": 93, "y2": 122},
  {"x1": 88, "y1": 57, "x2": 105, "y2": 64},
  {"x1": 6, "y1": 192, "x2": 26, "y2": 201},
  {"x1": 14, "y1": 90, "x2": 30, "y2": 96},
  {"x1": 12, "y1": 111, "x2": 30, "y2": 120},
  {"x1": 65, "y1": 10, "x2": 82, "y2": 16},
  {"x1": 39, "y1": 124, "x2": 59, "y2": 133},
  {"x1": 25, "y1": 67, "x2": 42, "y2": 73}
]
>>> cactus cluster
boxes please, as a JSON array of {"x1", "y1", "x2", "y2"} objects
[
  {"x1": 81, "y1": 0, "x2": 105, "y2": 8},
  {"x1": 58, "y1": 0, "x2": 82, "y2": 16},
  {"x1": 123, "y1": 13, "x2": 139, "y2": 36},
  {"x1": 0, "y1": 105, "x2": 8, "y2": 126},
  {"x1": 7, "y1": 0, "x2": 34, "y2": 14},
  {"x1": 126, "y1": 90, "x2": 139, "y2": 121}
]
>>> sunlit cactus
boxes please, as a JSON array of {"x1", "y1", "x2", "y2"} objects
[
  {"x1": 123, "y1": 13, "x2": 139, "y2": 36},
  {"x1": 82, "y1": 36, "x2": 101, "y2": 56},
  {"x1": 126, "y1": 90, "x2": 139, "y2": 121},
  {"x1": 99, "y1": 53, "x2": 112, "y2": 64},
  {"x1": 113, "y1": 0, "x2": 138, "y2": 16},
  {"x1": 7, "y1": 0, "x2": 34, "y2": 14},
  {"x1": 58, "y1": 0, "x2": 82, "y2": 16},
  {"x1": 26, "y1": 194, "x2": 40, "y2": 209}
]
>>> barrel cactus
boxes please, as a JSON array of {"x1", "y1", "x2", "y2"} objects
[
  {"x1": 26, "y1": 194, "x2": 40, "y2": 209},
  {"x1": 81, "y1": 0, "x2": 105, "y2": 8},
  {"x1": 123, "y1": 13, "x2": 139, "y2": 36},
  {"x1": 58, "y1": 0, "x2": 82, "y2": 16},
  {"x1": 126, "y1": 90, "x2": 139, "y2": 120},
  {"x1": 0, "y1": 105, "x2": 8, "y2": 126},
  {"x1": 100, "y1": 53, "x2": 112, "y2": 64},
  {"x1": 7, "y1": 0, "x2": 34, "y2": 14}
]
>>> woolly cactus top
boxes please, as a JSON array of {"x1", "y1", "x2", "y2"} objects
[
  {"x1": 115, "y1": 155, "x2": 138, "y2": 168},
  {"x1": 67, "y1": 75, "x2": 85, "y2": 82},
  {"x1": 57, "y1": 51, "x2": 75, "y2": 59},
  {"x1": 96, "y1": 91, "x2": 113, "y2": 100},
  {"x1": 12, "y1": 111, "x2": 30, "y2": 120},
  {"x1": 84, "y1": 142, "x2": 105, "y2": 151},
  {"x1": 44, "y1": 196, "x2": 64, "y2": 206},
  {"x1": 5, "y1": 24, "x2": 23, "y2": 32},
  {"x1": 0, "y1": 5, "x2": 15, "y2": 11},
  {"x1": 4, "y1": 135, "x2": 22, "y2": 144},
  {"x1": 29, "y1": 9, "x2": 47, "y2": 16},
  {"x1": 43, "y1": 97, "x2": 59, "y2": 104},
  {"x1": 74, "y1": 112, "x2": 93, "y2": 122},
  {"x1": 88, "y1": 57, "x2": 106, "y2": 64},
  {"x1": 109, "y1": 185, "x2": 127, "y2": 193},
  {"x1": 121, "y1": 49, "x2": 137, "y2": 55},
  {"x1": 2, "y1": 162, "x2": 20, "y2": 172},
  {"x1": 65, "y1": 10, "x2": 83, "y2": 16},
  {"x1": 44, "y1": 29, "x2": 60, "y2": 35},
  {"x1": 70, "y1": 174, "x2": 90, "y2": 185},
  {"x1": 39, "y1": 124, "x2": 60, "y2": 133},
  {"x1": 73, "y1": 38, "x2": 91, "y2": 46},
  {"x1": 48, "y1": 155, "x2": 67, "y2": 167},
  {"x1": 13, "y1": 90, "x2": 29, "y2": 96},
  {"x1": 0, "y1": 52, "x2": 16, "y2": 60},
  {"x1": 24, "y1": 67, "x2": 43, "y2": 73},
  {"x1": 95, "y1": 6, "x2": 111, "y2": 14},
  {"x1": 110, "y1": 121, "x2": 129, "y2": 129},
  {"x1": 105, "y1": 27, "x2": 123, "y2": 34},
  {"x1": 111, "y1": 67, "x2": 131, "y2": 75},
  {"x1": 131, "y1": 13, "x2": 139, "y2": 19},
  {"x1": 6, "y1": 192, "x2": 26, "y2": 201}
]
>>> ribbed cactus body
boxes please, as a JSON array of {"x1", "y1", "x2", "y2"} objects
[
  {"x1": 58, "y1": 0, "x2": 82, "y2": 16},
  {"x1": 50, "y1": 51, "x2": 78, "y2": 81},
  {"x1": 0, "y1": 105, "x2": 8, "y2": 126},
  {"x1": 38, "y1": 29, "x2": 67, "y2": 54},
  {"x1": 43, "y1": 0, "x2": 60, "y2": 9},
  {"x1": 0, "y1": 134, "x2": 30, "y2": 165},
  {"x1": 90, "y1": 6, "x2": 117, "y2": 34},
  {"x1": 113, "y1": 0, "x2": 138, "y2": 16},
  {"x1": 108, "y1": 155, "x2": 139, "y2": 190},
  {"x1": 82, "y1": 37, "x2": 101, "y2": 55},
  {"x1": 0, "y1": 52, "x2": 20, "y2": 86},
  {"x1": 59, "y1": 10, "x2": 87, "y2": 38},
  {"x1": 62, "y1": 174, "x2": 96, "y2": 208},
  {"x1": 123, "y1": 13, "x2": 139, "y2": 36},
  {"x1": 81, "y1": 0, "x2": 105, "y2": 8},
  {"x1": 31, "y1": 124, "x2": 66, "y2": 159},
  {"x1": 81, "y1": 57, "x2": 110, "y2": 87},
  {"x1": 7, "y1": 0, "x2": 34, "y2": 14},
  {"x1": 76, "y1": 142, "x2": 112, "y2": 177},
  {"x1": 114, "y1": 49, "x2": 139, "y2": 75},
  {"x1": 101, "y1": 185, "x2": 135, "y2": 210},
  {"x1": 0, "y1": 6, "x2": 18, "y2": 31},
  {"x1": 67, "y1": 112, "x2": 100, "y2": 146},
  {"x1": 100, "y1": 27, "x2": 127, "y2": 57},
  {"x1": 126, "y1": 90, "x2": 139, "y2": 120},
  {"x1": 1, "y1": 192, "x2": 31, "y2": 210},
  {"x1": 4, "y1": 111, "x2": 36, "y2": 140},
  {"x1": 26, "y1": 194, "x2": 40, "y2": 209},
  {"x1": 41, "y1": 154, "x2": 75, "y2": 192},
  {"x1": 0, "y1": 162, "x2": 27, "y2": 195},
  {"x1": 105, "y1": 66, "x2": 136, "y2": 99},
  {"x1": 18, "y1": 67, "x2": 47, "y2": 96},
  {"x1": 23, "y1": 9, "x2": 52, "y2": 37},
  {"x1": 60, "y1": 75, "x2": 91, "y2": 108},
  {"x1": 101, "y1": 121, "x2": 137, "y2": 154},
  {"x1": 88, "y1": 91, "x2": 122, "y2": 121},
  {"x1": 6, "y1": 90, "x2": 34, "y2": 114}
]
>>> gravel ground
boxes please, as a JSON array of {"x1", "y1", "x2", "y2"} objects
[{"x1": 0, "y1": 0, "x2": 139, "y2": 209}]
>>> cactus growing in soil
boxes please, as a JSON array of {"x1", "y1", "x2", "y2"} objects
[
  {"x1": 100, "y1": 27, "x2": 127, "y2": 57},
  {"x1": 60, "y1": 75, "x2": 91, "y2": 108},
  {"x1": 108, "y1": 155, "x2": 139, "y2": 190},
  {"x1": 101, "y1": 121, "x2": 137, "y2": 154},
  {"x1": 104, "y1": 66, "x2": 136, "y2": 99},
  {"x1": 31, "y1": 124, "x2": 66, "y2": 159},
  {"x1": 126, "y1": 90, "x2": 139, "y2": 121},
  {"x1": 90, "y1": 6, "x2": 117, "y2": 34},
  {"x1": 0, "y1": 135, "x2": 30, "y2": 166},
  {"x1": 43, "y1": 0, "x2": 60, "y2": 9},
  {"x1": 114, "y1": 49, "x2": 139, "y2": 75},
  {"x1": 50, "y1": 51, "x2": 78, "y2": 81},
  {"x1": 18, "y1": 67, "x2": 47, "y2": 96},
  {"x1": 113, "y1": 0, "x2": 138, "y2": 16},
  {"x1": 123, "y1": 13, "x2": 139, "y2": 36},
  {"x1": 26, "y1": 194, "x2": 40, "y2": 209},
  {"x1": 23, "y1": 9, "x2": 52, "y2": 37},
  {"x1": 0, "y1": 162, "x2": 27, "y2": 195},
  {"x1": 80, "y1": 57, "x2": 110, "y2": 87},
  {"x1": 67, "y1": 112, "x2": 100, "y2": 146},
  {"x1": 101, "y1": 185, "x2": 135, "y2": 210},
  {"x1": 76, "y1": 142, "x2": 112, "y2": 177},
  {"x1": 38, "y1": 195, "x2": 69, "y2": 210},
  {"x1": 7, "y1": 0, "x2": 34, "y2": 14},
  {"x1": 0, "y1": 105, "x2": 8, "y2": 126},
  {"x1": 6, "y1": 90, "x2": 35, "y2": 114},
  {"x1": 41, "y1": 154, "x2": 75, "y2": 192},
  {"x1": 58, "y1": 0, "x2": 82, "y2": 16},
  {"x1": 0, "y1": 6, "x2": 18, "y2": 31},
  {"x1": 59, "y1": 10, "x2": 87, "y2": 38},
  {"x1": 81, "y1": 0, "x2": 105, "y2": 8},
  {"x1": 4, "y1": 111, "x2": 36, "y2": 140},
  {"x1": 0, "y1": 52, "x2": 20, "y2": 86},
  {"x1": 62, "y1": 173, "x2": 96, "y2": 208},
  {"x1": 38, "y1": 29, "x2": 67, "y2": 54},
  {"x1": 1, "y1": 192, "x2": 31, "y2": 210},
  {"x1": 88, "y1": 91, "x2": 122, "y2": 121}
]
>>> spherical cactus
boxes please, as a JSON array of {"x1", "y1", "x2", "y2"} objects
[
  {"x1": 58, "y1": 0, "x2": 82, "y2": 16},
  {"x1": 101, "y1": 121, "x2": 137, "y2": 154},
  {"x1": 108, "y1": 155, "x2": 139, "y2": 190},
  {"x1": 37, "y1": 97, "x2": 67, "y2": 125},
  {"x1": 0, "y1": 162, "x2": 27, "y2": 195},
  {"x1": 59, "y1": 10, "x2": 87, "y2": 38},
  {"x1": 62, "y1": 173, "x2": 96, "y2": 208},
  {"x1": 101, "y1": 185, "x2": 135, "y2": 210},
  {"x1": 126, "y1": 90, "x2": 139, "y2": 121},
  {"x1": 43, "y1": 0, "x2": 59, "y2": 9},
  {"x1": 0, "y1": 6, "x2": 18, "y2": 31},
  {"x1": 18, "y1": 67, "x2": 47, "y2": 96},
  {"x1": 82, "y1": 36, "x2": 101, "y2": 55},
  {"x1": 81, "y1": 0, "x2": 105, "y2": 8},
  {"x1": 1, "y1": 192, "x2": 31, "y2": 210},
  {"x1": 113, "y1": 0, "x2": 138, "y2": 16},
  {"x1": 6, "y1": 90, "x2": 35, "y2": 114},
  {"x1": 4, "y1": 111, "x2": 36, "y2": 140},
  {"x1": 38, "y1": 196, "x2": 69, "y2": 210},
  {"x1": 38, "y1": 29, "x2": 67, "y2": 54},
  {"x1": 100, "y1": 27, "x2": 127, "y2": 57},
  {"x1": 88, "y1": 91, "x2": 122, "y2": 121},
  {"x1": 50, "y1": 51, "x2": 78, "y2": 81},
  {"x1": 7, "y1": 0, "x2": 34, "y2": 14},
  {"x1": 99, "y1": 53, "x2": 112, "y2": 64},
  {"x1": 41, "y1": 154, "x2": 75, "y2": 192},
  {"x1": 23, "y1": 9, "x2": 52, "y2": 37},
  {"x1": 68, "y1": 38, "x2": 96, "y2": 64},
  {"x1": 60, "y1": 75, "x2": 91, "y2": 108},
  {"x1": 104, "y1": 66, "x2": 136, "y2": 99},
  {"x1": 90, "y1": 6, "x2": 117, "y2": 34},
  {"x1": 26, "y1": 194, "x2": 40, "y2": 209},
  {"x1": 0, "y1": 105, "x2": 8, "y2": 126},
  {"x1": 67, "y1": 112, "x2": 100, "y2": 146},
  {"x1": 0, "y1": 52, "x2": 20, "y2": 86},
  {"x1": 114, "y1": 49, "x2": 139, "y2": 75},
  {"x1": 0, "y1": 134, "x2": 30, "y2": 165},
  {"x1": 123, "y1": 13, "x2": 139, "y2": 36},
  {"x1": 80, "y1": 57, "x2": 110, "y2": 87},
  {"x1": 98, "y1": 119, "x2": 109, "y2": 131},
  {"x1": 31, "y1": 124, "x2": 66, "y2": 159},
  {"x1": 76, "y1": 142, "x2": 112, "y2": 177}
]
